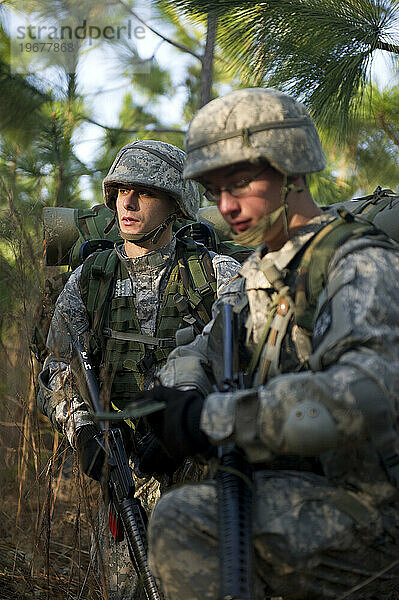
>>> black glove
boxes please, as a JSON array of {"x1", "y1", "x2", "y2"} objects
[
  {"x1": 76, "y1": 424, "x2": 106, "y2": 481},
  {"x1": 134, "y1": 431, "x2": 182, "y2": 478},
  {"x1": 142, "y1": 386, "x2": 210, "y2": 465}
]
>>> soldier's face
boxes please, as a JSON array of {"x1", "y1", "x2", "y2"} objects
[
  {"x1": 203, "y1": 163, "x2": 283, "y2": 235},
  {"x1": 116, "y1": 186, "x2": 176, "y2": 236}
]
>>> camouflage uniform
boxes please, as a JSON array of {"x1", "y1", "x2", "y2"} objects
[
  {"x1": 39, "y1": 238, "x2": 240, "y2": 440},
  {"x1": 148, "y1": 91, "x2": 399, "y2": 599},
  {"x1": 38, "y1": 140, "x2": 242, "y2": 600}
]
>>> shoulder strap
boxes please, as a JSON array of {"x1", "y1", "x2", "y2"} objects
[
  {"x1": 176, "y1": 239, "x2": 217, "y2": 330},
  {"x1": 295, "y1": 210, "x2": 396, "y2": 332},
  {"x1": 80, "y1": 248, "x2": 118, "y2": 335}
]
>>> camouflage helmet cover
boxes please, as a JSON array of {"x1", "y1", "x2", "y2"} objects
[
  {"x1": 103, "y1": 140, "x2": 200, "y2": 219},
  {"x1": 184, "y1": 88, "x2": 326, "y2": 180}
]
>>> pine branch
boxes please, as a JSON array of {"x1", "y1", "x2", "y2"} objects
[
  {"x1": 66, "y1": 169, "x2": 103, "y2": 177},
  {"x1": 376, "y1": 113, "x2": 399, "y2": 147},
  {"x1": 85, "y1": 116, "x2": 186, "y2": 135},
  {"x1": 116, "y1": 0, "x2": 203, "y2": 61},
  {"x1": 375, "y1": 41, "x2": 399, "y2": 55}
]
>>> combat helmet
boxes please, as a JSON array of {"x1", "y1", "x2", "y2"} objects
[
  {"x1": 184, "y1": 88, "x2": 326, "y2": 244},
  {"x1": 103, "y1": 140, "x2": 200, "y2": 220},
  {"x1": 184, "y1": 88, "x2": 326, "y2": 180}
]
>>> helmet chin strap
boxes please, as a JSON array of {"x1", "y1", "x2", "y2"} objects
[
  {"x1": 104, "y1": 212, "x2": 117, "y2": 235},
  {"x1": 232, "y1": 176, "x2": 303, "y2": 247},
  {"x1": 232, "y1": 205, "x2": 286, "y2": 247},
  {"x1": 119, "y1": 212, "x2": 178, "y2": 245}
]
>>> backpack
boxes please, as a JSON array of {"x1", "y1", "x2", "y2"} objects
[
  {"x1": 295, "y1": 202, "x2": 399, "y2": 332},
  {"x1": 297, "y1": 186, "x2": 399, "y2": 331},
  {"x1": 43, "y1": 204, "x2": 121, "y2": 269},
  {"x1": 31, "y1": 205, "x2": 120, "y2": 362}
]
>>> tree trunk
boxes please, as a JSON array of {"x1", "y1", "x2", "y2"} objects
[{"x1": 199, "y1": 11, "x2": 218, "y2": 109}]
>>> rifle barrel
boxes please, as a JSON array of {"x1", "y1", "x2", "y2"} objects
[{"x1": 73, "y1": 337, "x2": 105, "y2": 430}]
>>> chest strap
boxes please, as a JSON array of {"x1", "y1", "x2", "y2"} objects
[
  {"x1": 255, "y1": 294, "x2": 294, "y2": 384},
  {"x1": 248, "y1": 262, "x2": 295, "y2": 383},
  {"x1": 176, "y1": 240, "x2": 217, "y2": 331},
  {"x1": 103, "y1": 327, "x2": 176, "y2": 348}
]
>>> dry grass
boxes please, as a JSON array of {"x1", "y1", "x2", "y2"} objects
[{"x1": 0, "y1": 351, "x2": 104, "y2": 600}]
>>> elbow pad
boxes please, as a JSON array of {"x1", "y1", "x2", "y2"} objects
[{"x1": 282, "y1": 400, "x2": 339, "y2": 456}]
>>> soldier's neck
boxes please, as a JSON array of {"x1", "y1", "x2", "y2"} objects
[
  {"x1": 266, "y1": 192, "x2": 322, "y2": 252},
  {"x1": 287, "y1": 198, "x2": 323, "y2": 240}
]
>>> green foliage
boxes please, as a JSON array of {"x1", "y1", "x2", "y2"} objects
[
  {"x1": 157, "y1": 0, "x2": 399, "y2": 202},
  {"x1": 158, "y1": 0, "x2": 205, "y2": 47},
  {"x1": 0, "y1": 0, "x2": 398, "y2": 347},
  {"x1": 316, "y1": 84, "x2": 399, "y2": 194},
  {"x1": 134, "y1": 62, "x2": 173, "y2": 97},
  {"x1": 0, "y1": 14, "x2": 93, "y2": 345},
  {"x1": 309, "y1": 172, "x2": 358, "y2": 206},
  {"x1": 166, "y1": 0, "x2": 399, "y2": 140},
  {"x1": 0, "y1": 28, "x2": 50, "y2": 145}
]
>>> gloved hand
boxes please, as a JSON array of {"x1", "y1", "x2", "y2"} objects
[
  {"x1": 140, "y1": 386, "x2": 210, "y2": 466},
  {"x1": 134, "y1": 431, "x2": 182, "y2": 478},
  {"x1": 76, "y1": 424, "x2": 106, "y2": 481}
]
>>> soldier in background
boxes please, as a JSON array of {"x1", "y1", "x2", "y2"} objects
[
  {"x1": 37, "y1": 140, "x2": 242, "y2": 599},
  {"x1": 140, "y1": 89, "x2": 399, "y2": 599}
]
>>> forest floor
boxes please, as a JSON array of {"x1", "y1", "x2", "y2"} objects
[{"x1": 0, "y1": 413, "x2": 103, "y2": 600}]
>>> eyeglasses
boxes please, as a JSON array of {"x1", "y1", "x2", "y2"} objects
[{"x1": 204, "y1": 166, "x2": 267, "y2": 202}]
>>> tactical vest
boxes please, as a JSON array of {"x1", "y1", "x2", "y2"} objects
[
  {"x1": 245, "y1": 202, "x2": 399, "y2": 487},
  {"x1": 80, "y1": 239, "x2": 217, "y2": 410},
  {"x1": 248, "y1": 207, "x2": 398, "y2": 385}
]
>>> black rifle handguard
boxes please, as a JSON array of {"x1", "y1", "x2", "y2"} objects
[{"x1": 217, "y1": 303, "x2": 254, "y2": 600}]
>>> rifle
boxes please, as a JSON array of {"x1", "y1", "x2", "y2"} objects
[
  {"x1": 217, "y1": 302, "x2": 253, "y2": 600},
  {"x1": 71, "y1": 336, "x2": 163, "y2": 600}
]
